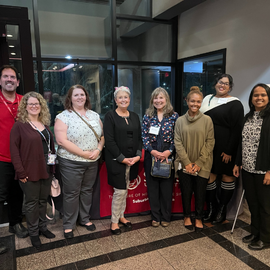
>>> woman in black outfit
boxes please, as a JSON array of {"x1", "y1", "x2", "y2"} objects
[
  {"x1": 200, "y1": 74, "x2": 244, "y2": 224},
  {"x1": 104, "y1": 86, "x2": 142, "y2": 235},
  {"x1": 233, "y1": 83, "x2": 270, "y2": 251}
]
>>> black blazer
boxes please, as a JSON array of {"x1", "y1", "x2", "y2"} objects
[{"x1": 104, "y1": 110, "x2": 142, "y2": 189}]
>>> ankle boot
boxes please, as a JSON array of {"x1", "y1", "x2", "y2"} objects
[
  {"x1": 204, "y1": 202, "x2": 216, "y2": 222},
  {"x1": 212, "y1": 181, "x2": 235, "y2": 224},
  {"x1": 212, "y1": 204, "x2": 226, "y2": 224},
  {"x1": 204, "y1": 181, "x2": 217, "y2": 222}
]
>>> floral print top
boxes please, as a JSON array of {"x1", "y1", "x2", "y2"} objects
[
  {"x1": 56, "y1": 109, "x2": 102, "y2": 162},
  {"x1": 142, "y1": 112, "x2": 179, "y2": 153},
  {"x1": 242, "y1": 111, "x2": 265, "y2": 174}
]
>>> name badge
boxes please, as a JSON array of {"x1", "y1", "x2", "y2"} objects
[
  {"x1": 149, "y1": 126, "x2": 160, "y2": 135},
  {"x1": 47, "y1": 153, "x2": 57, "y2": 165},
  {"x1": 218, "y1": 98, "x2": 228, "y2": 104}
]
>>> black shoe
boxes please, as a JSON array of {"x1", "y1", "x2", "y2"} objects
[
  {"x1": 242, "y1": 234, "x2": 259, "y2": 244},
  {"x1": 119, "y1": 221, "x2": 132, "y2": 228},
  {"x1": 0, "y1": 244, "x2": 8, "y2": 255},
  {"x1": 30, "y1": 236, "x2": 41, "y2": 248},
  {"x1": 195, "y1": 226, "x2": 203, "y2": 232},
  {"x1": 184, "y1": 225, "x2": 194, "y2": 231},
  {"x1": 248, "y1": 240, "x2": 270, "y2": 251},
  {"x1": 40, "y1": 229, "x2": 55, "y2": 239},
  {"x1": 79, "y1": 223, "x2": 96, "y2": 231},
  {"x1": 64, "y1": 231, "x2": 74, "y2": 239},
  {"x1": 110, "y1": 224, "x2": 121, "y2": 235},
  {"x1": 212, "y1": 205, "x2": 226, "y2": 225},
  {"x1": 9, "y1": 223, "x2": 29, "y2": 238}
]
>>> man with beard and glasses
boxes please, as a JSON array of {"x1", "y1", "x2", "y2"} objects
[{"x1": 0, "y1": 65, "x2": 28, "y2": 255}]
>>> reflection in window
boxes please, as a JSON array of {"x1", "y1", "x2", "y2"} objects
[
  {"x1": 182, "y1": 53, "x2": 225, "y2": 114},
  {"x1": 34, "y1": 62, "x2": 113, "y2": 126},
  {"x1": 118, "y1": 66, "x2": 172, "y2": 120}
]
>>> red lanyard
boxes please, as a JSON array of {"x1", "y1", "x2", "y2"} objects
[{"x1": 0, "y1": 94, "x2": 20, "y2": 121}]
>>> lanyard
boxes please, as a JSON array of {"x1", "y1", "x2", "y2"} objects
[
  {"x1": 0, "y1": 94, "x2": 20, "y2": 121},
  {"x1": 29, "y1": 121, "x2": 51, "y2": 153}
]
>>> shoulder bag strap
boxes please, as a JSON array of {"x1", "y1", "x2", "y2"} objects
[{"x1": 73, "y1": 110, "x2": 101, "y2": 142}]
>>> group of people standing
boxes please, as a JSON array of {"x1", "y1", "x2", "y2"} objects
[{"x1": 0, "y1": 64, "x2": 270, "y2": 253}]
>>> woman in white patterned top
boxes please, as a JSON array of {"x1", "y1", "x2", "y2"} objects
[{"x1": 54, "y1": 85, "x2": 104, "y2": 239}]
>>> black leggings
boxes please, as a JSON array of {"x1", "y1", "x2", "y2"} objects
[{"x1": 178, "y1": 170, "x2": 208, "y2": 220}]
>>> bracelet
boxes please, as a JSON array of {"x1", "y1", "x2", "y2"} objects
[{"x1": 96, "y1": 148, "x2": 101, "y2": 153}]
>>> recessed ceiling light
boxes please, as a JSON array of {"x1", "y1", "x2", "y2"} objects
[
  {"x1": 65, "y1": 55, "x2": 72, "y2": 59},
  {"x1": 7, "y1": 34, "x2": 13, "y2": 38},
  {"x1": 79, "y1": 66, "x2": 83, "y2": 69},
  {"x1": 9, "y1": 45, "x2": 15, "y2": 48},
  {"x1": 11, "y1": 52, "x2": 16, "y2": 55}
]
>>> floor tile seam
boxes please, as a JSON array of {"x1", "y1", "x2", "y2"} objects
[
  {"x1": 15, "y1": 220, "x2": 152, "y2": 257},
  {"x1": 35, "y1": 232, "x2": 200, "y2": 270},
  {"x1": 14, "y1": 220, "x2": 246, "y2": 258},
  {"x1": 213, "y1": 236, "x2": 270, "y2": 269}
]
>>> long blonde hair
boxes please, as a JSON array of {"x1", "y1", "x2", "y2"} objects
[
  {"x1": 17, "y1": 92, "x2": 51, "y2": 125},
  {"x1": 145, "y1": 87, "x2": 174, "y2": 117}
]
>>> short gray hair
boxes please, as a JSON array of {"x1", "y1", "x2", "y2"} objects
[{"x1": 114, "y1": 86, "x2": 131, "y2": 99}]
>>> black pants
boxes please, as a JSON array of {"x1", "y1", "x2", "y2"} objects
[
  {"x1": 242, "y1": 169, "x2": 270, "y2": 243},
  {"x1": 144, "y1": 150, "x2": 174, "y2": 222},
  {"x1": 178, "y1": 170, "x2": 208, "y2": 220},
  {"x1": 0, "y1": 161, "x2": 23, "y2": 226},
  {"x1": 19, "y1": 174, "x2": 52, "y2": 237}
]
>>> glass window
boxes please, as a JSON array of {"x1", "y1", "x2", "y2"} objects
[
  {"x1": 182, "y1": 53, "x2": 225, "y2": 114},
  {"x1": 34, "y1": 62, "x2": 113, "y2": 126},
  {"x1": 118, "y1": 65, "x2": 172, "y2": 119},
  {"x1": 117, "y1": 20, "x2": 172, "y2": 62},
  {"x1": 37, "y1": 0, "x2": 111, "y2": 59},
  {"x1": 116, "y1": 0, "x2": 151, "y2": 17},
  {"x1": 0, "y1": 0, "x2": 36, "y2": 57}
]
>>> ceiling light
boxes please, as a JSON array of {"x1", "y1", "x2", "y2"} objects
[
  {"x1": 79, "y1": 66, "x2": 83, "y2": 69},
  {"x1": 9, "y1": 45, "x2": 15, "y2": 48},
  {"x1": 7, "y1": 34, "x2": 13, "y2": 38},
  {"x1": 11, "y1": 52, "x2": 16, "y2": 55},
  {"x1": 65, "y1": 55, "x2": 72, "y2": 59}
]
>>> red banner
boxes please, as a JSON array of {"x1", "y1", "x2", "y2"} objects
[{"x1": 99, "y1": 150, "x2": 196, "y2": 218}]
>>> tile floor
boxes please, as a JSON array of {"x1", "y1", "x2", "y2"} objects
[{"x1": 1, "y1": 201, "x2": 270, "y2": 270}]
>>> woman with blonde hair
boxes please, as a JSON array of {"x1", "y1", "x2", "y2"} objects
[
  {"x1": 104, "y1": 86, "x2": 142, "y2": 235},
  {"x1": 10, "y1": 92, "x2": 56, "y2": 248},
  {"x1": 142, "y1": 87, "x2": 178, "y2": 227}
]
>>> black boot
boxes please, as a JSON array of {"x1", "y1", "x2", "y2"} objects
[
  {"x1": 212, "y1": 181, "x2": 235, "y2": 225},
  {"x1": 204, "y1": 181, "x2": 217, "y2": 223}
]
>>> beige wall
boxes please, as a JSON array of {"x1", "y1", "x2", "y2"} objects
[
  {"x1": 178, "y1": 0, "x2": 270, "y2": 113},
  {"x1": 153, "y1": 0, "x2": 183, "y2": 18}
]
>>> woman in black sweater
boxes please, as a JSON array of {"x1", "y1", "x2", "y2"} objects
[
  {"x1": 233, "y1": 83, "x2": 270, "y2": 251},
  {"x1": 104, "y1": 86, "x2": 142, "y2": 235}
]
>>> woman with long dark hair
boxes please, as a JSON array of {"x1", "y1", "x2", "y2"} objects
[{"x1": 233, "y1": 83, "x2": 270, "y2": 250}]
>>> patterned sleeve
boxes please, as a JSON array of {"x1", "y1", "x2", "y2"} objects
[
  {"x1": 55, "y1": 110, "x2": 68, "y2": 126},
  {"x1": 142, "y1": 114, "x2": 153, "y2": 153}
]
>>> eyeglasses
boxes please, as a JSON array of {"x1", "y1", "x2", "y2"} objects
[
  {"x1": 217, "y1": 81, "x2": 230, "y2": 87},
  {"x1": 27, "y1": 103, "x2": 40, "y2": 107}
]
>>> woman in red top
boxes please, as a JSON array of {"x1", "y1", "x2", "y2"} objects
[{"x1": 10, "y1": 92, "x2": 56, "y2": 248}]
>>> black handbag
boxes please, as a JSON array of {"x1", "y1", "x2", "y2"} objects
[
  {"x1": 151, "y1": 157, "x2": 172, "y2": 178},
  {"x1": 150, "y1": 118, "x2": 173, "y2": 178}
]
